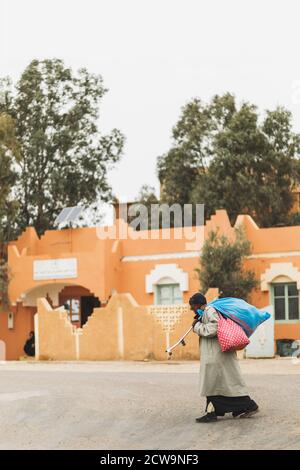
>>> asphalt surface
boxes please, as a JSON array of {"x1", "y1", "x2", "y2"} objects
[{"x1": 0, "y1": 359, "x2": 299, "y2": 450}]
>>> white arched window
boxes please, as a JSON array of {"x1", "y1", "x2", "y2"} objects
[
  {"x1": 261, "y1": 263, "x2": 300, "y2": 322},
  {"x1": 145, "y1": 264, "x2": 188, "y2": 305}
]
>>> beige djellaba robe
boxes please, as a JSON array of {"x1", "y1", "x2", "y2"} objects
[{"x1": 193, "y1": 305, "x2": 248, "y2": 397}]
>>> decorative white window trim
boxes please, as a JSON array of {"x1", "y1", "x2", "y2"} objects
[
  {"x1": 145, "y1": 264, "x2": 188, "y2": 294},
  {"x1": 261, "y1": 262, "x2": 300, "y2": 291},
  {"x1": 155, "y1": 276, "x2": 176, "y2": 285}
]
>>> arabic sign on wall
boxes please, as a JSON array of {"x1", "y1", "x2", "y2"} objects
[{"x1": 33, "y1": 258, "x2": 78, "y2": 280}]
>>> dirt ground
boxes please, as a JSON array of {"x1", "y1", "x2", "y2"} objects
[{"x1": 0, "y1": 358, "x2": 299, "y2": 450}]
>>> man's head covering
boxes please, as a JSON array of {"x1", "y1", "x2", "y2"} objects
[{"x1": 189, "y1": 292, "x2": 207, "y2": 306}]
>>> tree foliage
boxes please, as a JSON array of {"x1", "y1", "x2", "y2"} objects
[
  {"x1": 196, "y1": 227, "x2": 258, "y2": 300},
  {"x1": 158, "y1": 93, "x2": 300, "y2": 227},
  {"x1": 0, "y1": 113, "x2": 19, "y2": 307},
  {"x1": 0, "y1": 113, "x2": 20, "y2": 240},
  {"x1": 0, "y1": 59, "x2": 124, "y2": 235},
  {"x1": 126, "y1": 185, "x2": 159, "y2": 230},
  {"x1": 0, "y1": 259, "x2": 11, "y2": 309}
]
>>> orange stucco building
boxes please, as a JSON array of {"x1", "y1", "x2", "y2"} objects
[{"x1": 1, "y1": 209, "x2": 300, "y2": 360}]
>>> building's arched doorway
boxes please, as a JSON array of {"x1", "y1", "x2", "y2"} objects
[
  {"x1": 58, "y1": 285, "x2": 101, "y2": 327},
  {"x1": 19, "y1": 283, "x2": 101, "y2": 329}
]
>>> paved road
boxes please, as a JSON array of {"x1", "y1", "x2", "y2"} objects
[{"x1": 0, "y1": 359, "x2": 299, "y2": 450}]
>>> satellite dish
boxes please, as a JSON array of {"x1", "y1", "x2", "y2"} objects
[{"x1": 54, "y1": 206, "x2": 83, "y2": 227}]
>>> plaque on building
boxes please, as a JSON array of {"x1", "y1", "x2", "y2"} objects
[{"x1": 33, "y1": 258, "x2": 78, "y2": 280}]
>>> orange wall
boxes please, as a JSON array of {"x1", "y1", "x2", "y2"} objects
[
  {"x1": 120, "y1": 257, "x2": 200, "y2": 305},
  {"x1": 275, "y1": 323, "x2": 300, "y2": 340},
  {"x1": 3, "y1": 209, "x2": 300, "y2": 359},
  {"x1": 0, "y1": 305, "x2": 35, "y2": 360},
  {"x1": 36, "y1": 299, "x2": 77, "y2": 360},
  {"x1": 8, "y1": 235, "x2": 107, "y2": 305},
  {"x1": 36, "y1": 294, "x2": 201, "y2": 361}
]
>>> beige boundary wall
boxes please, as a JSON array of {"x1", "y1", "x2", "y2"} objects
[{"x1": 35, "y1": 289, "x2": 219, "y2": 361}]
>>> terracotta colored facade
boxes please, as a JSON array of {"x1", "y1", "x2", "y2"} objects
[
  {"x1": 35, "y1": 292, "x2": 218, "y2": 361},
  {"x1": 1, "y1": 209, "x2": 300, "y2": 360}
]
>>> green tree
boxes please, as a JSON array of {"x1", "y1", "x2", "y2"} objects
[
  {"x1": 126, "y1": 185, "x2": 159, "y2": 230},
  {"x1": 193, "y1": 105, "x2": 300, "y2": 226},
  {"x1": 157, "y1": 93, "x2": 236, "y2": 205},
  {"x1": 0, "y1": 59, "x2": 124, "y2": 235},
  {"x1": 0, "y1": 113, "x2": 19, "y2": 307},
  {"x1": 196, "y1": 228, "x2": 258, "y2": 300},
  {"x1": 135, "y1": 184, "x2": 158, "y2": 206},
  {"x1": 286, "y1": 212, "x2": 300, "y2": 226},
  {"x1": 0, "y1": 113, "x2": 20, "y2": 239},
  {"x1": 158, "y1": 94, "x2": 300, "y2": 227},
  {"x1": 0, "y1": 260, "x2": 11, "y2": 309}
]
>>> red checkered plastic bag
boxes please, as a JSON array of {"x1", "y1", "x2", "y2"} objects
[{"x1": 217, "y1": 313, "x2": 250, "y2": 352}]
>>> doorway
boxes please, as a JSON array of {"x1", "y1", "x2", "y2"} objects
[
  {"x1": 81, "y1": 296, "x2": 101, "y2": 326},
  {"x1": 59, "y1": 286, "x2": 101, "y2": 327}
]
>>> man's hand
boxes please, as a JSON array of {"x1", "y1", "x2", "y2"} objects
[{"x1": 192, "y1": 318, "x2": 200, "y2": 328}]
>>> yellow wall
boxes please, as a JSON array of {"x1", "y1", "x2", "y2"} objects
[
  {"x1": 35, "y1": 289, "x2": 219, "y2": 361},
  {"x1": 0, "y1": 304, "x2": 35, "y2": 360},
  {"x1": 3, "y1": 208, "x2": 300, "y2": 360},
  {"x1": 36, "y1": 298, "x2": 77, "y2": 360}
]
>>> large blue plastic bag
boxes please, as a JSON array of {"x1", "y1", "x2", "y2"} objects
[{"x1": 208, "y1": 297, "x2": 271, "y2": 337}]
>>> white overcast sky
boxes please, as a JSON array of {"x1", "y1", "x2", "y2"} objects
[{"x1": 1, "y1": 0, "x2": 300, "y2": 204}]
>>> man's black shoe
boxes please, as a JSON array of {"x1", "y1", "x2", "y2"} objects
[
  {"x1": 233, "y1": 403, "x2": 259, "y2": 419},
  {"x1": 195, "y1": 412, "x2": 218, "y2": 423}
]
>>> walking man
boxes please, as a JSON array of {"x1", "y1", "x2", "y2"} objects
[{"x1": 189, "y1": 292, "x2": 259, "y2": 422}]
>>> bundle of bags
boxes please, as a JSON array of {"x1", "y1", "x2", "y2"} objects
[{"x1": 208, "y1": 297, "x2": 271, "y2": 352}]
